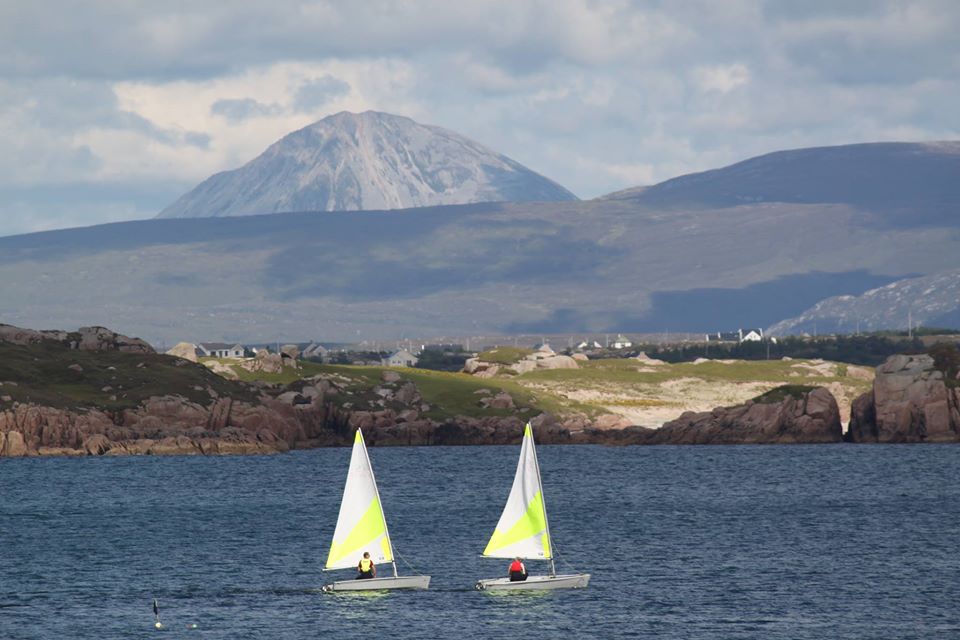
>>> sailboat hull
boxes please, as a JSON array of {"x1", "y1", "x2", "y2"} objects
[
  {"x1": 475, "y1": 574, "x2": 590, "y2": 591},
  {"x1": 322, "y1": 575, "x2": 431, "y2": 592}
]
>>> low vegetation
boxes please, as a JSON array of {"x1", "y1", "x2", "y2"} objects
[
  {"x1": 475, "y1": 347, "x2": 533, "y2": 365},
  {"x1": 306, "y1": 364, "x2": 599, "y2": 420},
  {"x1": 929, "y1": 343, "x2": 960, "y2": 388},
  {"x1": 752, "y1": 385, "x2": 818, "y2": 404},
  {"x1": 637, "y1": 334, "x2": 930, "y2": 366},
  {"x1": 196, "y1": 353, "x2": 873, "y2": 428},
  {"x1": 0, "y1": 342, "x2": 256, "y2": 411}
]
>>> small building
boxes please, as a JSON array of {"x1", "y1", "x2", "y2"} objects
[
  {"x1": 611, "y1": 334, "x2": 633, "y2": 349},
  {"x1": 302, "y1": 343, "x2": 329, "y2": 360},
  {"x1": 534, "y1": 342, "x2": 555, "y2": 355},
  {"x1": 197, "y1": 342, "x2": 245, "y2": 358},
  {"x1": 382, "y1": 349, "x2": 418, "y2": 367},
  {"x1": 706, "y1": 331, "x2": 741, "y2": 342},
  {"x1": 705, "y1": 329, "x2": 765, "y2": 343}
]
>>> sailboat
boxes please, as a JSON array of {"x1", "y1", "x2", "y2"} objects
[
  {"x1": 475, "y1": 423, "x2": 590, "y2": 591},
  {"x1": 321, "y1": 429, "x2": 430, "y2": 592}
]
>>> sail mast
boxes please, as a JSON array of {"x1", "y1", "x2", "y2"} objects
[
  {"x1": 528, "y1": 425, "x2": 556, "y2": 576},
  {"x1": 361, "y1": 433, "x2": 398, "y2": 578}
]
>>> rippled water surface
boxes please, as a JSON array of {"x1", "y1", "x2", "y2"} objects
[{"x1": 2, "y1": 444, "x2": 960, "y2": 639}]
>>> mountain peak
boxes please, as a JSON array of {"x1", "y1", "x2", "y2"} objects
[{"x1": 157, "y1": 111, "x2": 577, "y2": 218}]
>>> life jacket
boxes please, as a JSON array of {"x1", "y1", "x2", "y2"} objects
[
  {"x1": 509, "y1": 560, "x2": 524, "y2": 573},
  {"x1": 359, "y1": 558, "x2": 373, "y2": 573}
]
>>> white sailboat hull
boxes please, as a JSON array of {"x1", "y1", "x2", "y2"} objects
[
  {"x1": 322, "y1": 575, "x2": 431, "y2": 592},
  {"x1": 475, "y1": 574, "x2": 590, "y2": 591}
]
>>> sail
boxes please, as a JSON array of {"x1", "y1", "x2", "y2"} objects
[
  {"x1": 483, "y1": 423, "x2": 552, "y2": 560},
  {"x1": 325, "y1": 430, "x2": 394, "y2": 570}
]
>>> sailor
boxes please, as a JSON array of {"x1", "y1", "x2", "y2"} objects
[
  {"x1": 508, "y1": 557, "x2": 527, "y2": 582},
  {"x1": 357, "y1": 552, "x2": 376, "y2": 579}
]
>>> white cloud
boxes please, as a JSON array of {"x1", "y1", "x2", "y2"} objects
[{"x1": 691, "y1": 64, "x2": 751, "y2": 94}]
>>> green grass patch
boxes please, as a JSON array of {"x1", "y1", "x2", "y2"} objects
[
  {"x1": 477, "y1": 347, "x2": 533, "y2": 365},
  {"x1": 523, "y1": 357, "x2": 866, "y2": 388},
  {"x1": 752, "y1": 385, "x2": 818, "y2": 404},
  {"x1": 602, "y1": 398, "x2": 679, "y2": 408},
  {"x1": 0, "y1": 342, "x2": 257, "y2": 411},
  {"x1": 201, "y1": 357, "x2": 329, "y2": 385},
  {"x1": 292, "y1": 364, "x2": 602, "y2": 419}
]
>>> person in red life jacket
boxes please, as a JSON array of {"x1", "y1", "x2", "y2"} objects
[
  {"x1": 357, "y1": 552, "x2": 376, "y2": 579},
  {"x1": 508, "y1": 557, "x2": 527, "y2": 582}
]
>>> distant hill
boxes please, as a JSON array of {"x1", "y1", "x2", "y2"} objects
[
  {"x1": 157, "y1": 111, "x2": 577, "y2": 218},
  {"x1": 602, "y1": 141, "x2": 960, "y2": 227},
  {"x1": 2, "y1": 140, "x2": 958, "y2": 344},
  {"x1": 768, "y1": 268, "x2": 960, "y2": 336}
]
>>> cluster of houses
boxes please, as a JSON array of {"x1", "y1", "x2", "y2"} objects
[
  {"x1": 704, "y1": 328, "x2": 770, "y2": 343},
  {"x1": 574, "y1": 334, "x2": 633, "y2": 350},
  {"x1": 187, "y1": 341, "x2": 420, "y2": 367},
  {"x1": 185, "y1": 329, "x2": 771, "y2": 370}
]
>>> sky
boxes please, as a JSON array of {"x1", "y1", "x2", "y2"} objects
[{"x1": 1, "y1": 0, "x2": 958, "y2": 237}]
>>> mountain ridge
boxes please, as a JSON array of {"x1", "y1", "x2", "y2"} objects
[
  {"x1": 2, "y1": 139, "x2": 958, "y2": 343},
  {"x1": 768, "y1": 268, "x2": 960, "y2": 336},
  {"x1": 600, "y1": 140, "x2": 960, "y2": 227},
  {"x1": 157, "y1": 111, "x2": 577, "y2": 218}
]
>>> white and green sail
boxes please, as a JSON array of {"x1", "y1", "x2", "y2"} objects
[
  {"x1": 482, "y1": 423, "x2": 553, "y2": 561},
  {"x1": 325, "y1": 429, "x2": 395, "y2": 571}
]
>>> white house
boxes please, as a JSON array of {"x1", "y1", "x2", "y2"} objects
[
  {"x1": 611, "y1": 334, "x2": 633, "y2": 349},
  {"x1": 382, "y1": 349, "x2": 418, "y2": 367},
  {"x1": 706, "y1": 329, "x2": 765, "y2": 343},
  {"x1": 197, "y1": 342, "x2": 245, "y2": 358},
  {"x1": 533, "y1": 343, "x2": 555, "y2": 355},
  {"x1": 302, "y1": 343, "x2": 329, "y2": 360}
]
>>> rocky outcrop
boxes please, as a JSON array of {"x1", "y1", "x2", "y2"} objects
[
  {"x1": 0, "y1": 324, "x2": 154, "y2": 353},
  {"x1": 0, "y1": 376, "x2": 330, "y2": 457},
  {"x1": 462, "y1": 358, "x2": 500, "y2": 378},
  {"x1": 635, "y1": 352, "x2": 666, "y2": 365},
  {"x1": 239, "y1": 349, "x2": 290, "y2": 374},
  {"x1": 635, "y1": 386, "x2": 842, "y2": 444},
  {"x1": 479, "y1": 392, "x2": 515, "y2": 410},
  {"x1": 166, "y1": 342, "x2": 199, "y2": 362},
  {"x1": 463, "y1": 348, "x2": 579, "y2": 377},
  {"x1": 847, "y1": 354, "x2": 960, "y2": 443}
]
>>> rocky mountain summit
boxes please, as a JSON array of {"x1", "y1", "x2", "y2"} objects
[{"x1": 157, "y1": 111, "x2": 576, "y2": 218}]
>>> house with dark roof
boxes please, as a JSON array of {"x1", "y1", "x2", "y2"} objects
[{"x1": 197, "y1": 342, "x2": 245, "y2": 358}]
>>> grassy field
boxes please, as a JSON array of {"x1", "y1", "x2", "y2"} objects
[
  {"x1": 307, "y1": 364, "x2": 598, "y2": 419},
  {"x1": 512, "y1": 357, "x2": 873, "y2": 427},
  {"x1": 476, "y1": 346, "x2": 533, "y2": 365},
  {"x1": 520, "y1": 357, "x2": 859, "y2": 386},
  {"x1": 0, "y1": 342, "x2": 875, "y2": 429},
  {"x1": 0, "y1": 343, "x2": 257, "y2": 411},
  {"x1": 196, "y1": 355, "x2": 873, "y2": 427}
]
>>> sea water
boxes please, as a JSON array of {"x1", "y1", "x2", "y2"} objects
[{"x1": 2, "y1": 444, "x2": 959, "y2": 639}]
